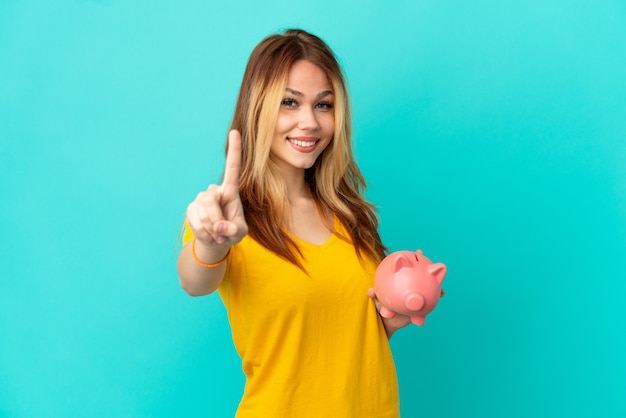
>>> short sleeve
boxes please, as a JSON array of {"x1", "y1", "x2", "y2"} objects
[{"x1": 182, "y1": 221, "x2": 195, "y2": 246}]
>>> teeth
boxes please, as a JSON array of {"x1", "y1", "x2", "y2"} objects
[{"x1": 289, "y1": 138, "x2": 316, "y2": 147}]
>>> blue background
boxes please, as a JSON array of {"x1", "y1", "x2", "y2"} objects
[{"x1": 1, "y1": 0, "x2": 625, "y2": 417}]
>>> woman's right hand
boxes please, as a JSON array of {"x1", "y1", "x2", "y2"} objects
[{"x1": 186, "y1": 129, "x2": 248, "y2": 249}]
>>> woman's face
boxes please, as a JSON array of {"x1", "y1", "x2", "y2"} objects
[{"x1": 271, "y1": 60, "x2": 335, "y2": 174}]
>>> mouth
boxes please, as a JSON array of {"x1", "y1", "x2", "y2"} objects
[{"x1": 287, "y1": 137, "x2": 320, "y2": 153}]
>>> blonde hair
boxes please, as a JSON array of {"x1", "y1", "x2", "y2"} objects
[{"x1": 228, "y1": 29, "x2": 386, "y2": 268}]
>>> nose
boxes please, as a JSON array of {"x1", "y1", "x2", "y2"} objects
[
  {"x1": 405, "y1": 293, "x2": 425, "y2": 311},
  {"x1": 298, "y1": 107, "x2": 320, "y2": 131}
]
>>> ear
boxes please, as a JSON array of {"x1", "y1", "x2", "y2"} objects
[
  {"x1": 393, "y1": 254, "x2": 413, "y2": 273},
  {"x1": 428, "y1": 263, "x2": 447, "y2": 284}
]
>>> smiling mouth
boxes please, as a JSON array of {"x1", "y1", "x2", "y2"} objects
[
  {"x1": 287, "y1": 138, "x2": 318, "y2": 148},
  {"x1": 288, "y1": 137, "x2": 319, "y2": 147}
]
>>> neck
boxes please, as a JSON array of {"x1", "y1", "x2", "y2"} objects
[
  {"x1": 272, "y1": 162, "x2": 311, "y2": 202},
  {"x1": 285, "y1": 173, "x2": 311, "y2": 203}
]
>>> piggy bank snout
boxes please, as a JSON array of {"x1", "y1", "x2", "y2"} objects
[{"x1": 405, "y1": 293, "x2": 425, "y2": 311}]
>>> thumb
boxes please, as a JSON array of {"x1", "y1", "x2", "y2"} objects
[{"x1": 214, "y1": 219, "x2": 244, "y2": 241}]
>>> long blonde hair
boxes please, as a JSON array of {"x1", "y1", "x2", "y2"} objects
[{"x1": 228, "y1": 29, "x2": 386, "y2": 268}]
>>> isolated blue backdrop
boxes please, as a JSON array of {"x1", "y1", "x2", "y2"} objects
[{"x1": 1, "y1": 1, "x2": 625, "y2": 417}]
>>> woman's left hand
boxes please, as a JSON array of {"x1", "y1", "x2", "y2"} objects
[{"x1": 367, "y1": 289, "x2": 413, "y2": 339}]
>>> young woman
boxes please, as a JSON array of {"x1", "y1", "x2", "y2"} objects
[{"x1": 177, "y1": 29, "x2": 411, "y2": 417}]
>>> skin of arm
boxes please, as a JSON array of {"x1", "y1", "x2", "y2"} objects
[
  {"x1": 177, "y1": 241, "x2": 230, "y2": 296},
  {"x1": 177, "y1": 130, "x2": 246, "y2": 297}
]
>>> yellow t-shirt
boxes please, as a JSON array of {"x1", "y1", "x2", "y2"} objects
[{"x1": 183, "y1": 219, "x2": 400, "y2": 417}]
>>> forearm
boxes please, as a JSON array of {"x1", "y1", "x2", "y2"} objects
[{"x1": 177, "y1": 242, "x2": 229, "y2": 296}]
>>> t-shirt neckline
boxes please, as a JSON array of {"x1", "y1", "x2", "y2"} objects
[{"x1": 286, "y1": 215, "x2": 339, "y2": 249}]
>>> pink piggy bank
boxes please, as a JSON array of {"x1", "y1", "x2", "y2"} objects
[{"x1": 374, "y1": 250, "x2": 446, "y2": 326}]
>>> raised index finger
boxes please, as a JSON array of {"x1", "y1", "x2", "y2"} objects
[{"x1": 222, "y1": 129, "x2": 242, "y2": 187}]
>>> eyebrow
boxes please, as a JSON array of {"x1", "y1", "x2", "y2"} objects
[{"x1": 285, "y1": 88, "x2": 334, "y2": 99}]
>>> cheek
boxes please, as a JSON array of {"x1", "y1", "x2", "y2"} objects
[
  {"x1": 274, "y1": 113, "x2": 293, "y2": 135},
  {"x1": 322, "y1": 114, "x2": 335, "y2": 137}
]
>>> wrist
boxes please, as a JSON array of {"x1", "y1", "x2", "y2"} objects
[{"x1": 191, "y1": 239, "x2": 231, "y2": 268}]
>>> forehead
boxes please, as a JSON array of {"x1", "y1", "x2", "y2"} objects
[{"x1": 286, "y1": 60, "x2": 332, "y2": 92}]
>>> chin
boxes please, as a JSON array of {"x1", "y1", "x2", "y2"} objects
[{"x1": 299, "y1": 157, "x2": 321, "y2": 169}]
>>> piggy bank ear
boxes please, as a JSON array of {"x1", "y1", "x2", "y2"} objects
[
  {"x1": 393, "y1": 254, "x2": 413, "y2": 273},
  {"x1": 428, "y1": 263, "x2": 447, "y2": 284}
]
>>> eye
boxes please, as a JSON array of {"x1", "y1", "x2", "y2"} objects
[
  {"x1": 281, "y1": 98, "x2": 297, "y2": 107},
  {"x1": 316, "y1": 101, "x2": 334, "y2": 111}
]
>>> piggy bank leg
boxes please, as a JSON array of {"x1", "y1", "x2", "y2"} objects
[
  {"x1": 379, "y1": 306, "x2": 397, "y2": 319},
  {"x1": 411, "y1": 316, "x2": 426, "y2": 326}
]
